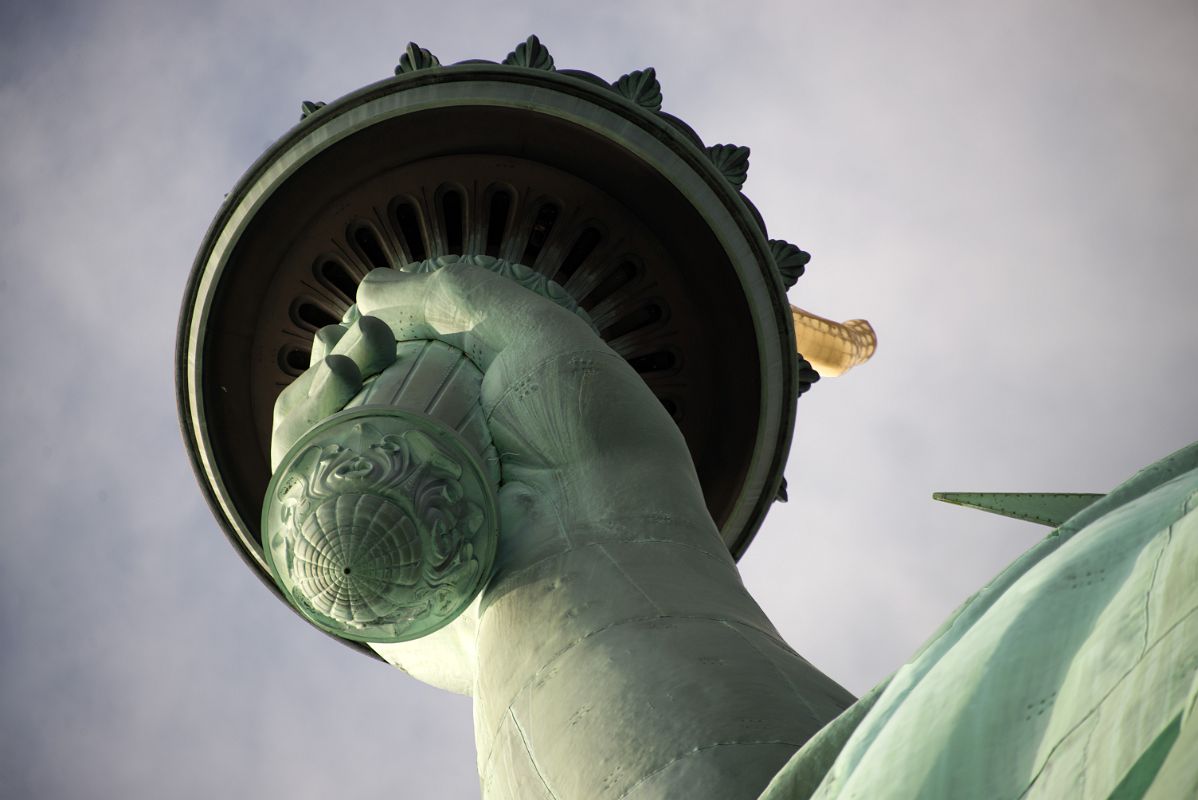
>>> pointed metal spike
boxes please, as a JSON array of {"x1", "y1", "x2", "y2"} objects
[
  {"x1": 933, "y1": 492, "x2": 1105, "y2": 527},
  {"x1": 300, "y1": 100, "x2": 326, "y2": 120}
]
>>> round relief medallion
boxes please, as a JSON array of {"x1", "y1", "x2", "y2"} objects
[{"x1": 263, "y1": 406, "x2": 499, "y2": 642}]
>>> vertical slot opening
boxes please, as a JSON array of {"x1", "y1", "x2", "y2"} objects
[
  {"x1": 554, "y1": 227, "x2": 602, "y2": 283},
  {"x1": 521, "y1": 203, "x2": 559, "y2": 266},
  {"x1": 627, "y1": 350, "x2": 677, "y2": 374},
  {"x1": 582, "y1": 260, "x2": 639, "y2": 307},
  {"x1": 485, "y1": 190, "x2": 512, "y2": 257},
  {"x1": 601, "y1": 301, "x2": 664, "y2": 341},
  {"x1": 279, "y1": 346, "x2": 311, "y2": 375},
  {"x1": 394, "y1": 202, "x2": 426, "y2": 261},
  {"x1": 441, "y1": 189, "x2": 464, "y2": 254},
  {"x1": 351, "y1": 225, "x2": 390, "y2": 270},
  {"x1": 318, "y1": 259, "x2": 359, "y2": 303},
  {"x1": 294, "y1": 301, "x2": 339, "y2": 331}
]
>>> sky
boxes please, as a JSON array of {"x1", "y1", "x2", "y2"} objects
[{"x1": 1, "y1": 1, "x2": 1195, "y2": 798}]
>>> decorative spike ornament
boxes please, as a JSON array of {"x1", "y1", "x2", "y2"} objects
[
  {"x1": 613, "y1": 67, "x2": 663, "y2": 111},
  {"x1": 503, "y1": 34, "x2": 554, "y2": 70},
  {"x1": 395, "y1": 41, "x2": 440, "y2": 75},
  {"x1": 796, "y1": 353, "x2": 820, "y2": 397},
  {"x1": 770, "y1": 239, "x2": 811, "y2": 288},
  {"x1": 706, "y1": 143, "x2": 751, "y2": 189}
]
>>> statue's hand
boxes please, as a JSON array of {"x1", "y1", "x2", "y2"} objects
[
  {"x1": 273, "y1": 262, "x2": 710, "y2": 552},
  {"x1": 348, "y1": 265, "x2": 849, "y2": 790},
  {"x1": 269, "y1": 311, "x2": 397, "y2": 469},
  {"x1": 351, "y1": 264, "x2": 709, "y2": 547},
  {"x1": 268, "y1": 263, "x2": 714, "y2": 693}
]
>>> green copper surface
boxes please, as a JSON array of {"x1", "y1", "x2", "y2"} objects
[
  {"x1": 933, "y1": 492, "x2": 1105, "y2": 527},
  {"x1": 178, "y1": 34, "x2": 1192, "y2": 800},
  {"x1": 762, "y1": 441, "x2": 1198, "y2": 800},
  {"x1": 612, "y1": 67, "x2": 662, "y2": 110},
  {"x1": 292, "y1": 36, "x2": 817, "y2": 296},
  {"x1": 264, "y1": 406, "x2": 499, "y2": 643},
  {"x1": 178, "y1": 40, "x2": 811, "y2": 587},
  {"x1": 394, "y1": 41, "x2": 440, "y2": 74},
  {"x1": 268, "y1": 262, "x2": 851, "y2": 797}
]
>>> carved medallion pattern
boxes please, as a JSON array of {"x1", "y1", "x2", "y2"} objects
[{"x1": 265, "y1": 409, "x2": 498, "y2": 642}]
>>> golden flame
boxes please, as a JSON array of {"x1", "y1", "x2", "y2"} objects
[{"x1": 791, "y1": 306, "x2": 876, "y2": 377}]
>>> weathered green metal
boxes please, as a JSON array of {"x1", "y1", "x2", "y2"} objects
[
  {"x1": 290, "y1": 38, "x2": 815, "y2": 293},
  {"x1": 264, "y1": 406, "x2": 499, "y2": 643},
  {"x1": 612, "y1": 67, "x2": 662, "y2": 111},
  {"x1": 402, "y1": 254, "x2": 596, "y2": 325},
  {"x1": 177, "y1": 34, "x2": 820, "y2": 621},
  {"x1": 932, "y1": 492, "x2": 1105, "y2": 527},
  {"x1": 271, "y1": 261, "x2": 854, "y2": 797},
  {"x1": 176, "y1": 34, "x2": 1196, "y2": 800},
  {"x1": 299, "y1": 99, "x2": 325, "y2": 119},
  {"x1": 706, "y1": 143, "x2": 752, "y2": 190},
  {"x1": 503, "y1": 34, "x2": 554, "y2": 69},
  {"x1": 394, "y1": 41, "x2": 440, "y2": 74},
  {"x1": 762, "y1": 441, "x2": 1198, "y2": 800},
  {"x1": 770, "y1": 239, "x2": 811, "y2": 289}
]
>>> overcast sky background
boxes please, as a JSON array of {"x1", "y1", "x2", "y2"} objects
[{"x1": 1, "y1": 1, "x2": 1194, "y2": 798}]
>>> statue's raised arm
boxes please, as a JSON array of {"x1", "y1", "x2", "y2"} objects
[{"x1": 266, "y1": 259, "x2": 854, "y2": 799}]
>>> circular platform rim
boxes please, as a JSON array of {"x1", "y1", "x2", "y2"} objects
[{"x1": 177, "y1": 64, "x2": 797, "y2": 651}]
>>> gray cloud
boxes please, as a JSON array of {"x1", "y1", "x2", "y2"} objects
[{"x1": 2, "y1": 1, "x2": 1195, "y2": 798}]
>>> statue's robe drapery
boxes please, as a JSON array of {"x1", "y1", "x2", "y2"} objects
[{"x1": 763, "y1": 442, "x2": 1198, "y2": 800}]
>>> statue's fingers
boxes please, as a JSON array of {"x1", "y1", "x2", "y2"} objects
[
  {"x1": 310, "y1": 323, "x2": 347, "y2": 362},
  {"x1": 273, "y1": 366, "x2": 316, "y2": 431},
  {"x1": 273, "y1": 325, "x2": 347, "y2": 430},
  {"x1": 327, "y1": 314, "x2": 395, "y2": 379},
  {"x1": 270, "y1": 354, "x2": 362, "y2": 469},
  {"x1": 273, "y1": 316, "x2": 394, "y2": 438},
  {"x1": 356, "y1": 265, "x2": 597, "y2": 372}
]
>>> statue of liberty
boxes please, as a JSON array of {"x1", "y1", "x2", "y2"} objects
[{"x1": 179, "y1": 37, "x2": 1198, "y2": 799}]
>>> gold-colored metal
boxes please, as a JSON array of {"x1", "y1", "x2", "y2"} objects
[{"x1": 790, "y1": 306, "x2": 876, "y2": 377}]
